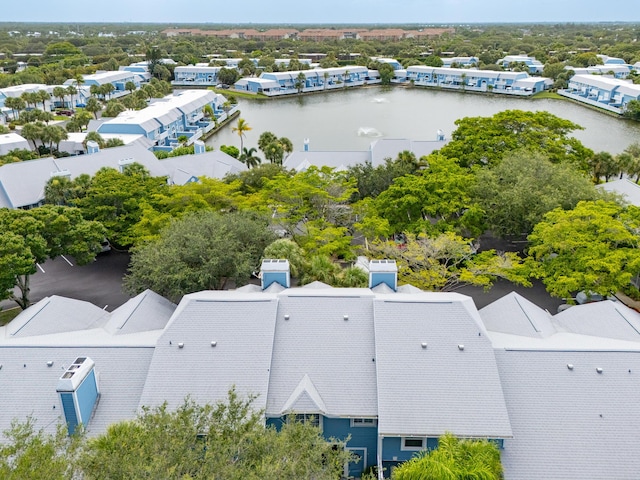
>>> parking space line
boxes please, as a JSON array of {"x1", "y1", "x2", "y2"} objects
[
  {"x1": 36, "y1": 263, "x2": 45, "y2": 273},
  {"x1": 61, "y1": 255, "x2": 74, "y2": 266}
]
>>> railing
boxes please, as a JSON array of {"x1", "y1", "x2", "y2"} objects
[{"x1": 557, "y1": 90, "x2": 622, "y2": 114}]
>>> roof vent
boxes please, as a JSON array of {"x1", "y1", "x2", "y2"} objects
[
  {"x1": 178, "y1": 342, "x2": 184, "y2": 349},
  {"x1": 50, "y1": 169, "x2": 71, "y2": 179},
  {"x1": 567, "y1": 364, "x2": 574, "y2": 370},
  {"x1": 284, "y1": 314, "x2": 290, "y2": 321},
  {"x1": 458, "y1": 344, "x2": 465, "y2": 351},
  {"x1": 47, "y1": 361, "x2": 54, "y2": 367},
  {"x1": 369, "y1": 259, "x2": 398, "y2": 291},
  {"x1": 596, "y1": 367, "x2": 603, "y2": 374},
  {"x1": 211, "y1": 341, "x2": 217, "y2": 347},
  {"x1": 117, "y1": 157, "x2": 134, "y2": 173},
  {"x1": 421, "y1": 342, "x2": 428, "y2": 349},
  {"x1": 343, "y1": 314, "x2": 349, "y2": 321},
  {"x1": 261, "y1": 259, "x2": 290, "y2": 290}
]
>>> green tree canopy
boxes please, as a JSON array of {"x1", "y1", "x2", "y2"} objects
[
  {"x1": 392, "y1": 433, "x2": 503, "y2": 480},
  {"x1": 0, "y1": 418, "x2": 75, "y2": 480},
  {"x1": 124, "y1": 211, "x2": 276, "y2": 300},
  {"x1": 474, "y1": 149, "x2": 599, "y2": 238},
  {"x1": 526, "y1": 200, "x2": 640, "y2": 300},
  {"x1": 1, "y1": 391, "x2": 351, "y2": 480},
  {"x1": 369, "y1": 231, "x2": 530, "y2": 292},
  {"x1": 371, "y1": 154, "x2": 481, "y2": 235},
  {"x1": 437, "y1": 109, "x2": 593, "y2": 169},
  {"x1": 0, "y1": 205, "x2": 106, "y2": 309},
  {"x1": 74, "y1": 165, "x2": 168, "y2": 248}
]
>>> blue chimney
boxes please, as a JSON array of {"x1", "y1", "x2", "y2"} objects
[
  {"x1": 86, "y1": 140, "x2": 100, "y2": 154},
  {"x1": 194, "y1": 140, "x2": 206, "y2": 154},
  {"x1": 369, "y1": 259, "x2": 398, "y2": 291},
  {"x1": 261, "y1": 259, "x2": 291, "y2": 290},
  {"x1": 56, "y1": 357, "x2": 99, "y2": 435},
  {"x1": 303, "y1": 138, "x2": 309, "y2": 152}
]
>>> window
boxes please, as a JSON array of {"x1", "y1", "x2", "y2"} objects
[
  {"x1": 351, "y1": 418, "x2": 378, "y2": 427},
  {"x1": 289, "y1": 413, "x2": 322, "y2": 429},
  {"x1": 401, "y1": 437, "x2": 426, "y2": 451}
]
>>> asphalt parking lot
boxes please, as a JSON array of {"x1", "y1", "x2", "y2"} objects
[
  {"x1": 0, "y1": 251, "x2": 133, "y2": 313},
  {"x1": 1, "y1": 250, "x2": 563, "y2": 315}
]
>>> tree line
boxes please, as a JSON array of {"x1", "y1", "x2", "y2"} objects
[{"x1": 3, "y1": 109, "x2": 639, "y2": 310}]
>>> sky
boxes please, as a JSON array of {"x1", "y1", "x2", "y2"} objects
[{"x1": 4, "y1": 0, "x2": 640, "y2": 24}]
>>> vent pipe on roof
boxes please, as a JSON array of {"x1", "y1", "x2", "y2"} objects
[
  {"x1": 56, "y1": 357, "x2": 99, "y2": 436},
  {"x1": 260, "y1": 259, "x2": 290, "y2": 290},
  {"x1": 369, "y1": 259, "x2": 398, "y2": 291}
]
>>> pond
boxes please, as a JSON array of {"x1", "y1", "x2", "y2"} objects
[{"x1": 207, "y1": 86, "x2": 640, "y2": 155}]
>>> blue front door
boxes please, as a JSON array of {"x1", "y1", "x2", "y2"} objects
[{"x1": 348, "y1": 447, "x2": 367, "y2": 478}]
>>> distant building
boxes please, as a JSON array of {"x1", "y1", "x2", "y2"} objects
[
  {"x1": 97, "y1": 90, "x2": 233, "y2": 152},
  {"x1": 398, "y1": 66, "x2": 552, "y2": 96},
  {"x1": 234, "y1": 66, "x2": 378, "y2": 96},
  {"x1": 0, "y1": 142, "x2": 245, "y2": 209},
  {"x1": 559, "y1": 74, "x2": 640, "y2": 114},
  {"x1": 497, "y1": 55, "x2": 544, "y2": 74}
]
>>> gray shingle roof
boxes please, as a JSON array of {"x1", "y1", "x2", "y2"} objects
[
  {"x1": 104, "y1": 289, "x2": 177, "y2": 335},
  {"x1": 8, "y1": 296, "x2": 108, "y2": 338},
  {"x1": 374, "y1": 295, "x2": 512, "y2": 438},
  {"x1": 138, "y1": 291, "x2": 278, "y2": 411},
  {"x1": 0, "y1": 144, "x2": 167, "y2": 208},
  {"x1": 0, "y1": 346, "x2": 155, "y2": 436},
  {"x1": 160, "y1": 150, "x2": 247, "y2": 184},
  {"x1": 266, "y1": 290, "x2": 378, "y2": 418},
  {"x1": 597, "y1": 178, "x2": 640, "y2": 206},
  {"x1": 495, "y1": 349, "x2": 640, "y2": 480},
  {"x1": 554, "y1": 300, "x2": 640, "y2": 342},
  {"x1": 480, "y1": 292, "x2": 556, "y2": 338}
]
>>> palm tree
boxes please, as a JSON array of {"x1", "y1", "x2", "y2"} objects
[
  {"x1": 232, "y1": 118, "x2": 251, "y2": 152},
  {"x1": 202, "y1": 104, "x2": 214, "y2": 119},
  {"x1": 85, "y1": 97, "x2": 102, "y2": 119},
  {"x1": 83, "y1": 131, "x2": 105, "y2": 149},
  {"x1": 279, "y1": 136, "x2": 293, "y2": 158},
  {"x1": 21, "y1": 121, "x2": 45, "y2": 149},
  {"x1": 4, "y1": 96, "x2": 25, "y2": 120},
  {"x1": 42, "y1": 125, "x2": 68, "y2": 152},
  {"x1": 52, "y1": 86, "x2": 68, "y2": 109},
  {"x1": 101, "y1": 83, "x2": 115, "y2": 101},
  {"x1": 125, "y1": 81, "x2": 136, "y2": 94},
  {"x1": 21, "y1": 91, "x2": 39, "y2": 110},
  {"x1": 323, "y1": 71, "x2": 329, "y2": 90},
  {"x1": 295, "y1": 72, "x2": 306, "y2": 93},
  {"x1": 37, "y1": 90, "x2": 51, "y2": 111},
  {"x1": 239, "y1": 147, "x2": 261, "y2": 169},
  {"x1": 66, "y1": 85, "x2": 77, "y2": 109}
]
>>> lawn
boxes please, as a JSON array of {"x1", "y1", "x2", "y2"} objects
[{"x1": 0, "y1": 308, "x2": 20, "y2": 326}]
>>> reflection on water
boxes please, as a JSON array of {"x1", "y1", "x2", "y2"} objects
[{"x1": 207, "y1": 87, "x2": 640, "y2": 154}]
